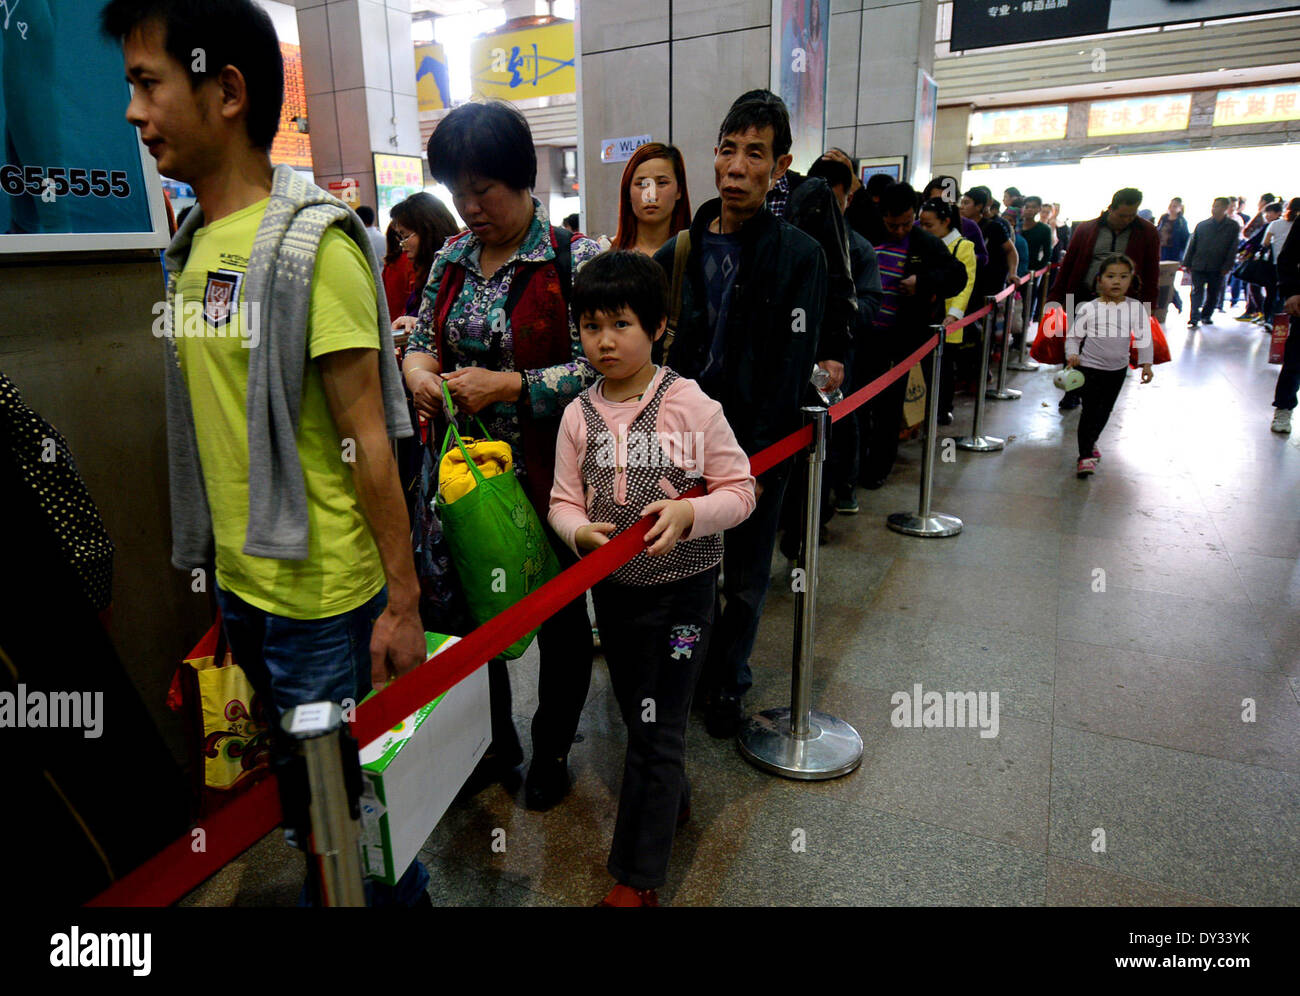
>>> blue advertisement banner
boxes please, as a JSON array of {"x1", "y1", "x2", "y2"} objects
[{"x1": 1, "y1": 0, "x2": 165, "y2": 250}]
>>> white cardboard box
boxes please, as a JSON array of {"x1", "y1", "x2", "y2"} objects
[{"x1": 358, "y1": 634, "x2": 490, "y2": 885}]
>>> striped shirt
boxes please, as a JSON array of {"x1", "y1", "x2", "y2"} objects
[{"x1": 874, "y1": 238, "x2": 908, "y2": 328}]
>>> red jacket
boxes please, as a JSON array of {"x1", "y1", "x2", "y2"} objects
[{"x1": 1047, "y1": 212, "x2": 1161, "y2": 309}]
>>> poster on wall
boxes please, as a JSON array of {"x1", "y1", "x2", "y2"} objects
[
  {"x1": 0, "y1": 0, "x2": 168, "y2": 253},
  {"x1": 416, "y1": 43, "x2": 451, "y2": 112},
  {"x1": 770, "y1": 0, "x2": 830, "y2": 173},
  {"x1": 911, "y1": 70, "x2": 937, "y2": 189},
  {"x1": 373, "y1": 154, "x2": 425, "y2": 229}
]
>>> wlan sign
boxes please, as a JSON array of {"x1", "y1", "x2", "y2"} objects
[{"x1": 600, "y1": 134, "x2": 653, "y2": 164}]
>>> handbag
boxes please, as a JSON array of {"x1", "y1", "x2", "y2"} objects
[
  {"x1": 1030, "y1": 305, "x2": 1068, "y2": 365},
  {"x1": 434, "y1": 382, "x2": 559, "y2": 659},
  {"x1": 1232, "y1": 246, "x2": 1274, "y2": 286},
  {"x1": 902, "y1": 364, "x2": 927, "y2": 429},
  {"x1": 1130, "y1": 315, "x2": 1172, "y2": 368}
]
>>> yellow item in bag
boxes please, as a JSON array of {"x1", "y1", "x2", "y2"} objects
[{"x1": 438, "y1": 435, "x2": 513, "y2": 503}]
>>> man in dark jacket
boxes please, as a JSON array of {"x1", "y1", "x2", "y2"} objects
[
  {"x1": 655, "y1": 93, "x2": 827, "y2": 737},
  {"x1": 1183, "y1": 197, "x2": 1241, "y2": 329},
  {"x1": 805, "y1": 153, "x2": 883, "y2": 516},
  {"x1": 731, "y1": 92, "x2": 855, "y2": 394},
  {"x1": 1045, "y1": 187, "x2": 1160, "y2": 409},
  {"x1": 859, "y1": 182, "x2": 968, "y2": 486},
  {"x1": 1271, "y1": 222, "x2": 1300, "y2": 434}
]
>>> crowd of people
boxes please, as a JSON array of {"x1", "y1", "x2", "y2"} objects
[{"x1": 97, "y1": 0, "x2": 1300, "y2": 909}]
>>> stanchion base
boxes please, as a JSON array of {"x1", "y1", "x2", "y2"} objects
[
  {"x1": 985, "y1": 388, "x2": 1023, "y2": 400},
  {"x1": 955, "y1": 434, "x2": 1005, "y2": 452},
  {"x1": 1008, "y1": 360, "x2": 1039, "y2": 371},
  {"x1": 886, "y1": 511, "x2": 963, "y2": 537},
  {"x1": 738, "y1": 708, "x2": 863, "y2": 780}
]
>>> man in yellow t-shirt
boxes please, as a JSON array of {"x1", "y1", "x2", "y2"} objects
[{"x1": 108, "y1": 0, "x2": 428, "y2": 906}]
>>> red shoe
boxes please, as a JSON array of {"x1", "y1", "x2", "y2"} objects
[{"x1": 597, "y1": 884, "x2": 660, "y2": 907}]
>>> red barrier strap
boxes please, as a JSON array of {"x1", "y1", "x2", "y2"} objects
[
  {"x1": 943, "y1": 303, "x2": 991, "y2": 332},
  {"x1": 830, "y1": 334, "x2": 938, "y2": 424},
  {"x1": 85, "y1": 777, "x2": 282, "y2": 907},
  {"x1": 88, "y1": 328, "x2": 947, "y2": 907}
]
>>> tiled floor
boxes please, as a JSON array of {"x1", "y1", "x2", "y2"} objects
[{"x1": 184, "y1": 302, "x2": 1300, "y2": 907}]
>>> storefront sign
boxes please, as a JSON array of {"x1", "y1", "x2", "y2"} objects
[
  {"x1": 951, "y1": 1, "x2": 1300, "y2": 52},
  {"x1": 969, "y1": 105, "x2": 1069, "y2": 146},
  {"x1": 272, "y1": 42, "x2": 313, "y2": 169},
  {"x1": 470, "y1": 22, "x2": 575, "y2": 99},
  {"x1": 1213, "y1": 84, "x2": 1300, "y2": 127},
  {"x1": 1087, "y1": 94, "x2": 1191, "y2": 136},
  {"x1": 328, "y1": 179, "x2": 360, "y2": 208},
  {"x1": 1, "y1": 0, "x2": 167, "y2": 253}
]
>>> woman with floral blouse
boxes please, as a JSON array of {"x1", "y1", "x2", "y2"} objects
[{"x1": 402, "y1": 101, "x2": 601, "y2": 812}]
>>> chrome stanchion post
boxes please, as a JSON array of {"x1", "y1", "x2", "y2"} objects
[
  {"x1": 987, "y1": 288, "x2": 1022, "y2": 400},
  {"x1": 283, "y1": 703, "x2": 367, "y2": 907},
  {"x1": 887, "y1": 327, "x2": 963, "y2": 537},
  {"x1": 958, "y1": 298, "x2": 1006, "y2": 450},
  {"x1": 1007, "y1": 282, "x2": 1039, "y2": 371},
  {"x1": 739, "y1": 406, "x2": 863, "y2": 779},
  {"x1": 1011, "y1": 275, "x2": 1038, "y2": 371}
]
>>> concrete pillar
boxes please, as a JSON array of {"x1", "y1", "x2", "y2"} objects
[
  {"x1": 294, "y1": 0, "x2": 422, "y2": 213},
  {"x1": 932, "y1": 104, "x2": 971, "y2": 182},
  {"x1": 826, "y1": 0, "x2": 939, "y2": 188}
]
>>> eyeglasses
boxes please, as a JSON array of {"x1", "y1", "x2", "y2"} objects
[{"x1": 396, "y1": 230, "x2": 415, "y2": 246}]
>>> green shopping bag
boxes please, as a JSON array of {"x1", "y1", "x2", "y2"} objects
[{"x1": 434, "y1": 381, "x2": 559, "y2": 659}]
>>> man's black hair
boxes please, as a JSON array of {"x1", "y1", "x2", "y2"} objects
[
  {"x1": 1004, "y1": 186, "x2": 1021, "y2": 198},
  {"x1": 563, "y1": 213, "x2": 580, "y2": 230},
  {"x1": 356, "y1": 205, "x2": 375, "y2": 226},
  {"x1": 427, "y1": 100, "x2": 537, "y2": 190},
  {"x1": 827, "y1": 147, "x2": 859, "y2": 172},
  {"x1": 880, "y1": 182, "x2": 918, "y2": 218},
  {"x1": 101, "y1": 0, "x2": 284, "y2": 150},
  {"x1": 864, "y1": 173, "x2": 894, "y2": 199},
  {"x1": 1111, "y1": 187, "x2": 1143, "y2": 208},
  {"x1": 721, "y1": 90, "x2": 792, "y2": 160},
  {"x1": 964, "y1": 186, "x2": 991, "y2": 208},
  {"x1": 572, "y1": 250, "x2": 668, "y2": 339},
  {"x1": 807, "y1": 156, "x2": 853, "y2": 194},
  {"x1": 1260, "y1": 192, "x2": 1277, "y2": 205},
  {"x1": 1023, "y1": 195, "x2": 1043, "y2": 209}
]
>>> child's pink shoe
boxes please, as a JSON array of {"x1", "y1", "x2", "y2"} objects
[
  {"x1": 1092, "y1": 447, "x2": 1101, "y2": 461},
  {"x1": 1076, "y1": 457, "x2": 1097, "y2": 478}
]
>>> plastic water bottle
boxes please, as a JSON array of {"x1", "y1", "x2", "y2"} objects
[{"x1": 810, "y1": 365, "x2": 843, "y2": 405}]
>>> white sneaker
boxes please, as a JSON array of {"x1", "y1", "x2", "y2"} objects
[{"x1": 1272, "y1": 408, "x2": 1293, "y2": 433}]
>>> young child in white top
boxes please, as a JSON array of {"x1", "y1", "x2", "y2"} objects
[{"x1": 1066, "y1": 253, "x2": 1154, "y2": 478}]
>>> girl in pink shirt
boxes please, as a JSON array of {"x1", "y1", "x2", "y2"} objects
[{"x1": 550, "y1": 250, "x2": 755, "y2": 907}]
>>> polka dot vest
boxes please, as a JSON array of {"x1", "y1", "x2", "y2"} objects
[{"x1": 579, "y1": 368, "x2": 723, "y2": 586}]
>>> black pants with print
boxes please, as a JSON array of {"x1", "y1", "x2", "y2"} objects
[
  {"x1": 592, "y1": 566, "x2": 717, "y2": 890},
  {"x1": 1077, "y1": 365, "x2": 1129, "y2": 459}
]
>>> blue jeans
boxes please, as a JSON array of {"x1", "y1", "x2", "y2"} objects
[{"x1": 214, "y1": 583, "x2": 431, "y2": 907}]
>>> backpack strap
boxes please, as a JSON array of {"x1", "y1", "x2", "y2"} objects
[{"x1": 662, "y1": 230, "x2": 691, "y2": 364}]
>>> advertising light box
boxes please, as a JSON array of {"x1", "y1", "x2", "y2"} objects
[{"x1": 0, "y1": 0, "x2": 168, "y2": 253}]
